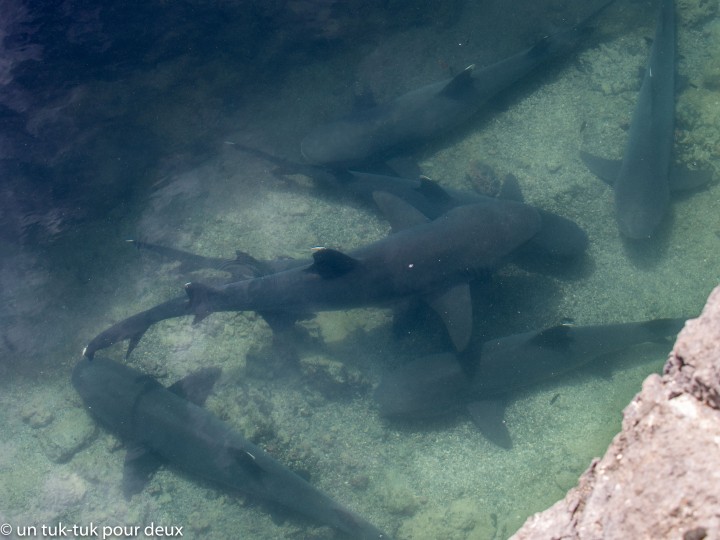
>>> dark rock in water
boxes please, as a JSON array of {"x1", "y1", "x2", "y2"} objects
[
  {"x1": 1, "y1": 0, "x2": 460, "y2": 245},
  {"x1": 511, "y1": 285, "x2": 720, "y2": 539},
  {"x1": 466, "y1": 161, "x2": 501, "y2": 197}
]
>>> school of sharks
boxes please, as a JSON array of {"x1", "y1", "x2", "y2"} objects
[{"x1": 72, "y1": 0, "x2": 715, "y2": 538}]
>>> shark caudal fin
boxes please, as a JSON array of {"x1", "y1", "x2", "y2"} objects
[{"x1": 637, "y1": 317, "x2": 687, "y2": 341}]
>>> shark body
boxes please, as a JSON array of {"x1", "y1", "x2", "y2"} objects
[
  {"x1": 375, "y1": 317, "x2": 686, "y2": 447},
  {"x1": 228, "y1": 143, "x2": 589, "y2": 263},
  {"x1": 185, "y1": 194, "x2": 540, "y2": 352},
  {"x1": 301, "y1": 2, "x2": 612, "y2": 167},
  {"x1": 83, "y1": 194, "x2": 540, "y2": 359},
  {"x1": 73, "y1": 358, "x2": 389, "y2": 539},
  {"x1": 581, "y1": 0, "x2": 711, "y2": 238}
]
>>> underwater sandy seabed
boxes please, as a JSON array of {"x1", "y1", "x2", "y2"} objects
[{"x1": 2, "y1": 1, "x2": 720, "y2": 539}]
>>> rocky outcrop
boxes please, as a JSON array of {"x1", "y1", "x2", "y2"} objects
[{"x1": 511, "y1": 285, "x2": 720, "y2": 540}]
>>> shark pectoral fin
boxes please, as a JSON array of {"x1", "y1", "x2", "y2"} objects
[
  {"x1": 579, "y1": 150, "x2": 621, "y2": 186},
  {"x1": 308, "y1": 248, "x2": 360, "y2": 279},
  {"x1": 466, "y1": 399, "x2": 512, "y2": 449},
  {"x1": 668, "y1": 164, "x2": 714, "y2": 192},
  {"x1": 528, "y1": 324, "x2": 573, "y2": 350},
  {"x1": 415, "y1": 176, "x2": 454, "y2": 204},
  {"x1": 439, "y1": 64, "x2": 475, "y2": 100},
  {"x1": 168, "y1": 367, "x2": 222, "y2": 406},
  {"x1": 385, "y1": 155, "x2": 422, "y2": 178},
  {"x1": 498, "y1": 174, "x2": 525, "y2": 202},
  {"x1": 352, "y1": 86, "x2": 377, "y2": 110},
  {"x1": 372, "y1": 191, "x2": 430, "y2": 233},
  {"x1": 584, "y1": 357, "x2": 614, "y2": 380},
  {"x1": 122, "y1": 444, "x2": 163, "y2": 499},
  {"x1": 426, "y1": 283, "x2": 473, "y2": 352}
]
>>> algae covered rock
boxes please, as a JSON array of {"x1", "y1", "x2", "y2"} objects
[
  {"x1": 36, "y1": 469, "x2": 88, "y2": 521},
  {"x1": 38, "y1": 407, "x2": 97, "y2": 463},
  {"x1": 300, "y1": 353, "x2": 370, "y2": 397},
  {"x1": 678, "y1": 0, "x2": 718, "y2": 27}
]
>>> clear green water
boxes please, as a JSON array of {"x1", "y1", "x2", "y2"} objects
[{"x1": 1, "y1": 1, "x2": 719, "y2": 539}]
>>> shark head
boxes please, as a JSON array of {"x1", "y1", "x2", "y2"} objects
[{"x1": 72, "y1": 358, "x2": 162, "y2": 440}]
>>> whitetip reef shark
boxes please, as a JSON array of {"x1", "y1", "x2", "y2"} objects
[
  {"x1": 301, "y1": 1, "x2": 615, "y2": 167},
  {"x1": 82, "y1": 192, "x2": 541, "y2": 359},
  {"x1": 375, "y1": 317, "x2": 687, "y2": 448},
  {"x1": 580, "y1": 0, "x2": 712, "y2": 239},
  {"x1": 73, "y1": 358, "x2": 390, "y2": 539}
]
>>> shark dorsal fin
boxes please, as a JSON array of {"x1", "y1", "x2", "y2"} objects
[
  {"x1": 439, "y1": 64, "x2": 475, "y2": 99},
  {"x1": 528, "y1": 324, "x2": 573, "y2": 349},
  {"x1": 415, "y1": 176, "x2": 453, "y2": 203},
  {"x1": 220, "y1": 250, "x2": 270, "y2": 280},
  {"x1": 308, "y1": 248, "x2": 359, "y2": 279},
  {"x1": 229, "y1": 446, "x2": 267, "y2": 480},
  {"x1": 168, "y1": 367, "x2": 222, "y2": 407},
  {"x1": 372, "y1": 191, "x2": 430, "y2": 233}
]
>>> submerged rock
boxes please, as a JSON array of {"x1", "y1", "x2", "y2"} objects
[
  {"x1": 300, "y1": 353, "x2": 370, "y2": 397},
  {"x1": 38, "y1": 407, "x2": 97, "y2": 464},
  {"x1": 511, "y1": 285, "x2": 720, "y2": 540}
]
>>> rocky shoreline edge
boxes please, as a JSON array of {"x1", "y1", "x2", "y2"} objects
[{"x1": 511, "y1": 285, "x2": 720, "y2": 540}]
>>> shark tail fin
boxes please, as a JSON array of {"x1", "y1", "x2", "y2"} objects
[
  {"x1": 125, "y1": 328, "x2": 149, "y2": 359},
  {"x1": 537, "y1": 0, "x2": 616, "y2": 57},
  {"x1": 639, "y1": 317, "x2": 687, "y2": 341}
]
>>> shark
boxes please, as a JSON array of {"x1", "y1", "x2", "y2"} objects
[
  {"x1": 300, "y1": 1, "x2": 614, "y2": 167},
  {"x1": 72, "y1": 357, "x2": 390, "y2": 539},
  {"x1": 580, "y1": 0, "x2": 711, "y2": 239},
  {"x1": 228, "y1": 142, "x2": 588, "y2": 264},
  {"x1": 182, "y1": 193, "x2": 540, "y2": 353},
  {"x1": 82, "y1": 193, "x2": 540, "y2": 359},
  {"x1": 375, "y1": 317, "x2": 686, "y2": 447}
]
